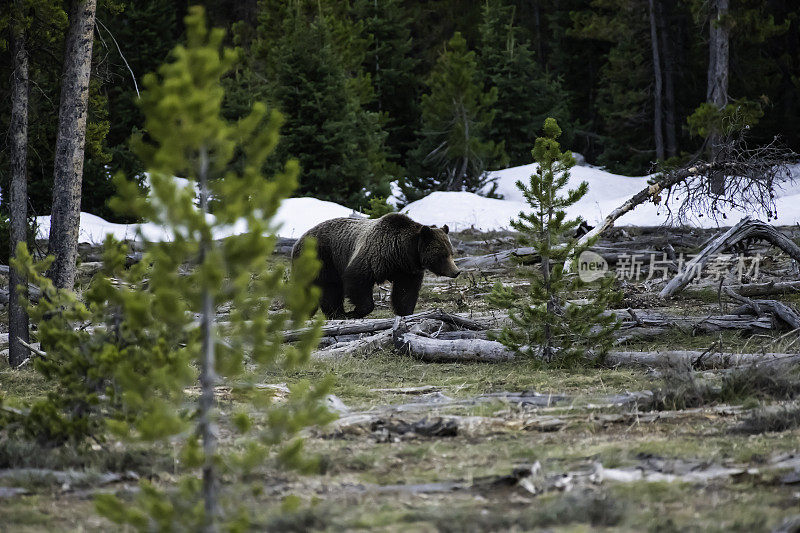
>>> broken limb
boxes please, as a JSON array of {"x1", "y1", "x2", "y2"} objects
[{"x1": 659, "y1": 217, "x2": 800, "y2": 298}]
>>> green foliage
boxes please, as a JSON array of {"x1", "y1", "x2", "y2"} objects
[
  {"x1": 687, "y1": 98, "x2": 764, "y2": 139},
  {"x1": 5, "y1": 0, "x2": 800, "y2": 221},
  {"x1": 0, "y1": 214, "x2": 38, "y2": 265},
  {"x1": 479, "y1": 1, "x2": 571, "y2": 167},
  {"x1": 13, "y1": 6, "x2": 333, "y2": 528},
  {"x1": 488, "y1": 118, "x2": 620, "y2": 367},
  {"x1": 98, "y1": 0, "x2": 182, "y2": 215},
  {"x1": 403, "y1": 32, "x2": 506, "y2": 201},
  {"x1": 570, "y1": 0, "x2": 654, "y2": 174},
  {"x1": 363, "y1": 197, "x2": 396, "y2": 219},
  {"x1": 257, "y1": 4, "x2": 394, "y2": 209},
  {"x1": 10, "y1": 239, "x2": 193, "y2": 445},
  {"x1": 352, "y1": 0, "x2": 421, "y2": 166}
]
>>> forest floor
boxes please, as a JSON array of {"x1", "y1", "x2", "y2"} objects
[{"x1": 2, "y1": 226, "x2": 800, "y2": 531}]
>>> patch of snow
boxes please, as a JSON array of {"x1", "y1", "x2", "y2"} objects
[
  {"x1": 402, "y1": 191, "x2": 527, "y2": 233},
  {"x1": 386, "y1": 181, "x2": 404, "y2": 208},
  {"x1": 273, "y1": 197, "x2": 363, "y2": 238},
  {"x1": 404, "y1": 162, "x2": 800, "y2": 231},
  {"x1": 34, "y1": 163, "x2": 800, "y2": 246},
  {"x1": 35, "y1": 197, "x2": 362, "y2": 245}
]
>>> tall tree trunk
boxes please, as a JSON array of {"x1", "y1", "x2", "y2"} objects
[
  {"x1": 47, "y1": 0, "x2": 97, "y2": 289},
  {"x1": 197, "y1": 147, "x2": 219, "y2": 530},
  {"x1": 9, "y1": 0, "x2": 30, "y2": 368},
  {"x1": 648, "y1": 0, "x2": 665, "y2": 161},
  {"x1": 657, "y1": 0, "x2": 678, "y2": 158},
  {"x1": 707, "y1": 0, "x2": 729, "y2": 194}
]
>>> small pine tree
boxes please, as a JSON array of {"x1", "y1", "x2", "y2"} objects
[
  {"x1": 403, "y1": 32, "x2": 506, "y2": 201},
  {"x1": 10, "y1": 238, "x2": 194, "y2": 446},
  {"x1": 488, "y1": 118, "x2": 619, "y2": 366},
  {"x1": 14, "y1": 7, "x2": 333, "y2": 529}
]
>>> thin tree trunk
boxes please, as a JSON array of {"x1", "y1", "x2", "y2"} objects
[
  {"x1": 657, "y1": 0, "x2": 678, "y2": 158},
  {"x1": 707, "y1": 0, "x2": 730, "y2": 107},
  {"x1": 456, "y1": 104, "x2": 470, "y2": 191},
  {"x1": 542, "y1": 201, "x2": 553, "y2": 362},
  {"x1": 197, "y1": 147, "x2": 218, "y2": 530},
  {"x1": 648, "y1": 0, "x2": 665, "y2": 161},
  {"x1": 47, "y1": 0, "x2": 97, "y2": 289},
  {"x1": 9, "y1": 0, "x2": 30, "y2": 367},
  {"x1": 708, "y1": 0, "x2": 729, "y2": 194},
  {"x1": 533, "y1": 1, "x2": 543, "y2": 62}
]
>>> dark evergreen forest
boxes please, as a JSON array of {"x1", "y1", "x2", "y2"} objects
[{"x1": 2, "y1": 0, "x2": 798, "y2": 216}]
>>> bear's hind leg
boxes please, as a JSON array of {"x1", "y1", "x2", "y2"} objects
[
  {"x1": 344, "y1": 286, "x2": 375, "y2": 318},
  {"x1": 343, "y1": 279, "x2": 375, "y2": 319},
  {"x1": 390, "y1": 272, "x2": 424, "y2": 316},
  {"x1": 319, "y1": 282, "x2": 346, "y2": 318}
]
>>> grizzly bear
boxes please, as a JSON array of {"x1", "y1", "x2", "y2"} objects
[{"x1": 291, "y1": 213, "x2": 460, "y2": 319}]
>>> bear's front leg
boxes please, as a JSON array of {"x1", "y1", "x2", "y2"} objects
[
  {"x1": 319, "y1": 282, "x2": 346, "y2": 318},
  {"x1": 390, "y1": 272, "x2": 424, "y2": 316}
]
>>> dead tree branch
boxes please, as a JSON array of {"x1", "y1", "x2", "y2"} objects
[
  {"x1": 660, "y1": 217, "x2": 800, "y2": 298},
  {"x1": 574, "y1": 137, "x2": 796, "y2": 250}
]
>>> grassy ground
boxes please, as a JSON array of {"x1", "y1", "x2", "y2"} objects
[{"x1": 2, "y1": 229, "x2": 800, "y2": 531}]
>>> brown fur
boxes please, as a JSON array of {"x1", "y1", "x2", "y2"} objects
[{"x1": 291, "y1": 213, "x2": 460, "y2": 319}]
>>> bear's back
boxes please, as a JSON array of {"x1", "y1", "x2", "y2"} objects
[{"x1": 294, "y1": 217, "x2": 374, "y2": 274}]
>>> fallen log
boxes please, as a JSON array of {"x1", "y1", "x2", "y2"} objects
[
  {"x1": 284, "y1": 309, "x2": 488, "y2": 342},
  {"x1": 456, "y1": 246, "x2": 665, "y2": 270},
  {"x1": 730, "y1": 280, "x2": 800, "y2": 297},
  {"x1": 617, "y1": 309, "x2": 773, "y2": 334},
  {"x1": 391, "y1": 322, "x2": 798, "y2": 368},
  {"x1": 326, "y1": 413, "x2": 568, "y2": 439},
  {"x1": 0, "y1": 468, "x2": 139, "y2": 490},
  {"x1": 341, "y1": 452, "x2": 800, "y2": 498},
  {"x1": 436, "y1": 330, "x2": 494, "y2": 341},
  {"x1": 455, "y1": 247, "x2": 537, "y2": 269},
  {"x1": 392, "y1": 318, "x2": 515, "y2": 363},
  {"x1": 723, "y1": 287, "x2": 800, "y2": 330},
  {"x1": 312, "y1": 330, "x2": 393, "y2": 360},
  {"x1": 0, "y1": 285, "x2": 41, "y2": 305},
  {"x1": 660, "y1": 217, "x2": 800, "y2": 298},
  {"x1": 606, "y1": 350, "x2": 800, "y2": 369}
]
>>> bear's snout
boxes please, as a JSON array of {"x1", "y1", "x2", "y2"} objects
[{"x1": 439, "y1": 258, "x2": 461, "y2": 278}]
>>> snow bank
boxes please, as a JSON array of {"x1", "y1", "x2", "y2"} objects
[
  {"x1": 402, "y1": 163, "x2": 800, "y2": 231},
  {"x1": 401, "y1": 191, "x2": 527, "y2": 233},
  {"x1": 35, "y1": 197, "x2": 361, "y2": 245},
  {"x1": 273, "y1": 197, "x2": 360, "y2": 238},
  {"x1": 34, "y1": 164, "x2": 800, "y2": 246}
]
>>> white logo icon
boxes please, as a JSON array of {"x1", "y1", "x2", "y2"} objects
[{"x1": 577, "y1": 250, "x2": 608, "y2": 282}]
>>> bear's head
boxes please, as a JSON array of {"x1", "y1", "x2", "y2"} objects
[{"x1": 418, "y1": 224, "x2": 460, "y2": 278}]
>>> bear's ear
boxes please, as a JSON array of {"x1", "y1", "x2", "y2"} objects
[
  {"x1": 442, "y1": 224, "x2": 449, "y2": 234},
  {"x1": 420, "y1": 225, "x2": 433, "y2": 238}
]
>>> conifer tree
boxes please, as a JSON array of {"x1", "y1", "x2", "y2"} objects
[
  {"x1": 266, "y1": 8, "x2": 393, "y2": 209},
  {"x1": 479, "y1": 1, "x2": 571, "y2": 167},
  {"x1": 488, "y1": 118, "x2": 619, "y2": 367},
  {"x1": 352, "y1": 0, "x2": 421, "y2": 167},
  {"x1": 570, "y1": 0, "x2": 654, "y2": 174},
  {"x1": 13, "y1": 7, "x2": 332, "y2": 529},
  {"x1": 403, "y1": 32, "x2": 506, "y2": 201}
]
